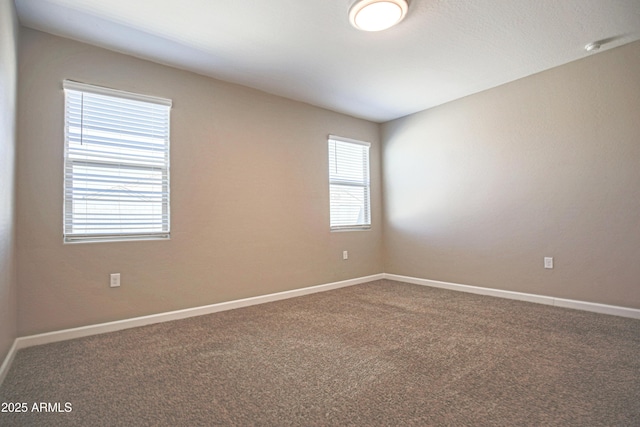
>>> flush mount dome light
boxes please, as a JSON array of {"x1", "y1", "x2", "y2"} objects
[{"x1": 349, "y1": 0, "x2": 409, "y2": 32}]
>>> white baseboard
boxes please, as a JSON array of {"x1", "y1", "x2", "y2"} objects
[
  {"x1": 384, "y1": 273, "x2": 640, "y2": 320},
  {"x1": 0, "y1": 339, "x2": 18, "y2": 387},
  {"x1": 14, "y1": 273, "x2": 385, "y2": 351}
]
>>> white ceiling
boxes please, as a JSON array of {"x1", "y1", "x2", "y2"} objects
[{"x1": 14, "y1": 0, "x2": 640, "y2": 123}]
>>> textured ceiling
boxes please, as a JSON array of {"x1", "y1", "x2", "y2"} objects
[{"x1": 14, "y1": 0, "x2": 640, "y2": 122}]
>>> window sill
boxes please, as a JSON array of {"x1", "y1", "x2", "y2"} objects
[
  {"x1": 64, "y1": 235, "x2": 170, "y2": 244},
  {"x1": 330, "y1": 226, "x2": 371, "y2": 232}
]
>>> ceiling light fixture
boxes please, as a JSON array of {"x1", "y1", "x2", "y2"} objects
[{"x1": 349, "y1": 0, "x2": 409, "y2": 32}]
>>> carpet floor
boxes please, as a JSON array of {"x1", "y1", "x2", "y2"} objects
[{"x1": 1, "y1": 279, "x2": 639, "y2": 426}]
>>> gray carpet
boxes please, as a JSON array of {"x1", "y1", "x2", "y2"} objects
[{"x1": 1, "y1": 279, "x2": 639, "y2": 426}]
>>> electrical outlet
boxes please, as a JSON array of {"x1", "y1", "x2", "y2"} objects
[
  {"x1": 110, "y1": 273, "x2": 121, "y2": 287},
  {"x1": 343, "y1": 250, "x2": 349, "y2": 260},
  {"x1": 544, "y1": 257, "x2": 553, "y2": 269}
]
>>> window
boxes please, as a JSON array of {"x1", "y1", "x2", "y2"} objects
[
  {"x1": 328, "y1": 135, "x2": 371, "y2": 230},
  {"x1": 63, "y1": 80, "x2": 171, "y2": 243}
]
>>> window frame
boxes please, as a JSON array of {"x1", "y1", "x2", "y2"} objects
[
  {"x1": 62, "y1": 80, "x2": 172, "y2": 243},
  {"x1": 328, "y1": 135, "x2": 372, "y2": 231}
]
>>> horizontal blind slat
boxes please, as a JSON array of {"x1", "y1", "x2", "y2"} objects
[{"x1": 67, "y1": 136, "x2": 167, "y2": 152}]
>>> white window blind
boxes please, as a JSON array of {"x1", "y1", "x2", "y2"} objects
[
  {"x1": 63, "y1": 80, "x2": 171, "y2": 243},
  {"x1": 328, "y1": 135, "x2": 371, "y2": 230}
]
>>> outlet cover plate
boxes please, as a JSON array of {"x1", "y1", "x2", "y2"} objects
[{"x1": 110, "y1": 273, "x2": 121, "y2": 287}]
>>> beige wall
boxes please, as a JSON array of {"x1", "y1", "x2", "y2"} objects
[
  {"x1": 17, "y1": 28, "x2": 382, "y2": 336},
  {"x1": 382, "y1": 41, "x2": 640, "y2": 309},
  {"x1": 0, "y1": 0, "x2": 19, "y2": 363}
]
